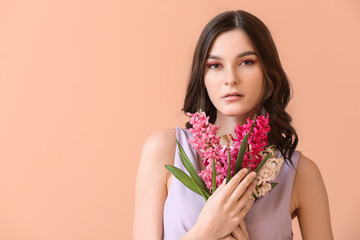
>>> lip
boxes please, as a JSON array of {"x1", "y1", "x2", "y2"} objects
[
  {"x1": 223, "y1": 92, "x2": 243, "y2": 98},
  {"x1": 223, "y1": 96, "x2": 243, "y2": 102},
  {"x1": 222, "y1": 92, "x2": 244, "y2": 102}
]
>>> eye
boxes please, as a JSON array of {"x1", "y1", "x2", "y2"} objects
[
  {"x1": 240, "y1": 59, "x2": 257, "y2": 66},
  {"x1": 206, "y1": 62, "x2": 222, "y2": 69}
]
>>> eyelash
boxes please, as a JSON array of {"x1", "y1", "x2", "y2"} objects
[
  {"x1": 240, "y1": 59, "x2": 257, "y2": 66},
  {"x1": 206, "y1": 63, "x2": 222, "y2": 69},
  {"x1": 206, "y1": 59, "x2": 257, "y2": 69}
]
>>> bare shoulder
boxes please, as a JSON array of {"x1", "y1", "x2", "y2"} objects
[
  {"x1": 293, "y1": 154, "x2": 325, "y2": 206},
  {"x1": 295, "y1": 154, "x2": 323, "y2": 184},
  {"x1": 140, "y1": 128, "x2": 177, "y2": 166},
  {"x1": 292, "y1": 154, "x2": 334, "y2": 239},
  {"x1": 133, "y1": 129, "x2": 177, "y2": 239},
  {"x1": 137, "y1": 128, "x2": 177, "y2": 184}
]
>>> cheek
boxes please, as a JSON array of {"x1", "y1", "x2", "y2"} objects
[
  {"x1": 257, "y1": 78, "x2": 265, "y2": 101},
  {"x1": 247, "y1": 73, "x2": 264, "y2": 100},
  {"x1": 204, "y1": 74, "x2": 217, "y2": 93},
  {"x1": 257, "y1": 77, "x2": 264, "y2": 93},
  {"x1": 204, "y1": 76, "x2": 219, "y2": 104}
]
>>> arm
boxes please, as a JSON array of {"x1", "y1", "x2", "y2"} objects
[
  {"x1": 180, "y1": 170, "x2": 256, "y2": 240},
  {"x1": 133, "y1": 129, "x2": 176, "y2": 240},
  {"x1": 133, "y1": 129, "x2": 256, "y2": 240},
  {"x1": 293, "y1": 155, "x2": 334, "y2": 240}
]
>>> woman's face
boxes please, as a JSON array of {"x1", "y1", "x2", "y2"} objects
[{"x1": 204, "y1": 29, "x2": 264, "y2": 120}]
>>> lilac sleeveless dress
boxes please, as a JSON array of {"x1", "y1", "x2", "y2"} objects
[{"x1": 163, "y1": 127, "x2": 300, "y2": 240}]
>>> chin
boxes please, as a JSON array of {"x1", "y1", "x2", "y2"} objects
[{"x1": 219, "y1": 107, "x2": 258, "y2": 119}]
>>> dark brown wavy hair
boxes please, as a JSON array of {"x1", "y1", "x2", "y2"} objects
[{"x1": 182, "y1": 10, "x2": 298, "y2": 166}]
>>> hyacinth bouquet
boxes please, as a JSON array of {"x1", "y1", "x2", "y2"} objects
[{"x1": 165, "y1": 111, "x2": 284, "y2": 201}]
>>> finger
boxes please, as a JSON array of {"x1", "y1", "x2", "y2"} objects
[
  {"x1": 233, "y1": 181, "x2": 256, "y2": 208},
  {"x1": 231, "y1": 226, "x2": 242, "y2": 239},
  {"x1": 221, "y1": 168, "x2": 249, "y2": 197},
  {"x1": 229, "y1": 171, "x2": 257, "y2": 201},
  {"x1": 240, "y1": 220, "x2": 250, "y2": 239},
  {"x1": 231, "y1": 225, "x2": 246, "y2": 240},
  {"x1": 238, "y1": 196, "x2": 255, "y2": 219},
  {"x1": 219, "y1": 235, "x2": 235, "y2": 240},
  {"x1": 211, "y1": 178, "x2": 227, "y2": 197}
]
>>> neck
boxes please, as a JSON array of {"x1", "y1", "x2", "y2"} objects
[{"x1": 214, "y1": 111, "x2": 256, "y2": 138}]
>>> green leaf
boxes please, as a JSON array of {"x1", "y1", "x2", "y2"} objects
[
  {"x1": 165, "y1": 165, "x2": 202, "y2": 195},
  {"x1": 234, "y1": 115, "x2": 256, "y2": 175},
  {"x1": 212, "y1": 156, "x2": 216, "y2": 193},
  {"x1": 176, "y1": 140, "x2": 210, "y2": 200},
  {"x1": 178, "y1": 152, "x2": 210, "y2": 200},
  {"x1": 234, "y1": 132, "x2": 249, "y2": 175},
  {"x1": 226, "y1": 149, "x2": 232, "y2": 184},
  {"x1": 254, "y1": 152, "x2": 272, "y2": 173}
]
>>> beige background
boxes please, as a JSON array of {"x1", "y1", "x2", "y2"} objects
[{"x1": 0, "y1": 0, "x2": 359, "y2": 239}]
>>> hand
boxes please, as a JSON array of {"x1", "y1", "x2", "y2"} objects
[
  {"x1": 218, "y1": 220, "x2": 250, "y2": 240},
  {"x1": 231, "y1": 220, "x2": 250, "y2": 240},
  {"x1": 192, "y1": 168, "x2": 256, "y2": 240}
]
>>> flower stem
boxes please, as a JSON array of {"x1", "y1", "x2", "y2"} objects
[
  {"x1": 226, "y1": 149, "x2": 232, "y2": 183},
  {"x1": 212, "y1": 156, "x2": 217, "y2": 193}
]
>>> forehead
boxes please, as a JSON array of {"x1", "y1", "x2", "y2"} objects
[{"x1": 208, "y1": 30, "x2": 255, "y2": 56}]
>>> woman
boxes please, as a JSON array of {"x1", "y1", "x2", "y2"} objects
[{"x1": 133, "y1": 10, "x2": 333, "y2": 239}]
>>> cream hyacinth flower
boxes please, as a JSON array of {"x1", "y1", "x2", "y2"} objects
[{"x1": 253, "y1": 147, "x2": 284, "y2": 198}]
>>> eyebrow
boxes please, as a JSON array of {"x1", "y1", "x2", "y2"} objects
[{"x1": 207, "y1": 51, "x2": 258, "y2": 60}]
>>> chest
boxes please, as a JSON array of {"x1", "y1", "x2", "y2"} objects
[{"x1": 166, "y1": 152, "x2": 299, "y2": 218}]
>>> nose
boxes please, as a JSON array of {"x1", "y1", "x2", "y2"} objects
[{"x1": 224, "y1": 66, "x2": 239, "y2": 86}]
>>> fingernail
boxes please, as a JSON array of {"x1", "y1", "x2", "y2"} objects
[{"x1": 250, "y1": 172, "x2": 256, "y2": 177}]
